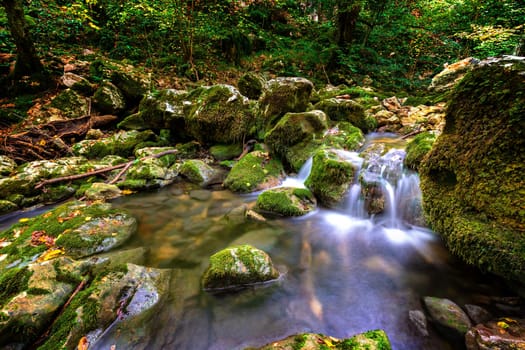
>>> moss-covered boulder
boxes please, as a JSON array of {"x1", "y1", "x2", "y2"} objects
[
  {"x1": 49, "y1": 88, "x2": 90, "y2": 119},
  {"x1": 404, "y1": 132, "x2": 437, "y2": 171},
  {"x1": 423, "y1": 297, "x2": 472, "y2": 342},
  {"x1": 238, "y1": 72, "x2": 266, "y2": 100},
  {"x1": 252, "y1": 330, "x2": 392, "y2": 350},
  {"x1": 83, "y1": 182, "x2": 122, "y2": 201},
  {"x1": 223, "y1": 151, "x2": 284, "y2": 193},
  {"x1": 123, "y1": 158, "x2": 178, "y2": 190},
  {"x1": 118, "y1": 89, "x2": 188, "y2": 133},
  {"x1": 180, "y1": 159, "x2": 219, "y2": 187},
  {"x1": 322, "y1": 121, "x2": 365, "y2": 151},
  {"x1": 0, "y1": 199, "x2": 17, "y2": 214},
  {"x1": 89, "y1": 58, "x2": 153, "y2": 101},
  {"x1": 60, "y1": 72, "x2": 94, "y2": 94},
  {"x1": 420, "y1": 57, "x2": 525, "y2": 282},
  {"x1": 256, "y1": 187, "x2": 316, "y2": 217},
  {"x1": 0, "y1": 201, "x2": 136, "y2": 270},
  {"x1": 38, "y1": 263, "x2": 170, "y2": 350},
  {"x1": 202, "y1": 245, "x2": 279, "y2": 291},
  {"x1": 466, "y1": 318, "x2": 525, "y2": 350},
  {"x1": 258, "y1": 77, "x2": 314, "y2": 131},
  {"x1": 72, "y1": 130, "x2": 158, "y2": 158},
  {"x1": 92, "y1": 81, "x2": 126, "y2": 114},
  {"x1": 314, "y1": 98, "x2": 377, "y2": 132},
  {"x1": 264, "y1": 110, "x2": 328, "y2": 171},
  {"x1": 184, "y1": 84, "x2": 256, "y2": 144},
  {"x1": 305, "y1": 149, "x2": 356, "y2": 207},
  {"x1": 210, "y1": 143, "x2": 243, "y2": 161}
]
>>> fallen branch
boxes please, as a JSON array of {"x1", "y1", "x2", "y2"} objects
[
  {"x1": 35, "y1": 149, "x2": 178, "y2": 190},
  {"x1": 400, "y1": 126, "x2": 424, "y2": 140}
]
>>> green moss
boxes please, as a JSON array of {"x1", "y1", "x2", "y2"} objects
[
  {"x1": 210, "y1": 144, "x2": 243, "y2": 161},
  {"x1": 256, "y1": 187, "x2": 316, "y2": 216},
  {"x1": 0, "y1": 267, "x2": 32, "y2": 307},
  {"x1": 420, "y1": 58, "x2": 525, "y2": 282},
  {"x1": 224, "y1": 151, "x2": 284, "y2": 193},
  {"x1": 339, "y1": 330, "x2": 392, "y2": 350},
  {"x1": 292, "y1": 334, "x2": 307, "y2": 350},
  {"x1": 323, "y1": 121, "x2": 365, "y2": 151},
  {"x1": 404, "y1": 132, "x2": 437, "y2": 171},
  {"x1": 305, "y1": 149, "x2": 355, "y2": 207},
  {"x1": 202, "y1": 245, "x2": 279, "y2": 290}
]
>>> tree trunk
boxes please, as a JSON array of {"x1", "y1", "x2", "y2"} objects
[
  {"x1": 1, "y1": 0, "x2": 44, "y2": 78},
  {"x1": 336, "y1": 1, "x2": 361, "y2": 46}
]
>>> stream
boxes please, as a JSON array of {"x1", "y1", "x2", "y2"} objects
[{"x1": 0, "y1": 134, "x2": 515, "y2": 349}]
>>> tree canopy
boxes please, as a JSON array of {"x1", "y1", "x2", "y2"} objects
[{"x1": 1, "y1": 0, "x2": 524, "y2": 90}]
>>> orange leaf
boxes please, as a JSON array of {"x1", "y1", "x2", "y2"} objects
[{"x1": 77, "y1": 336, "x2": 89, "y2": 350}]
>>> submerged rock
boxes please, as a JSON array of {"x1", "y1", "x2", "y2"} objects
[
  {"x1": 423, "y1": 296, "x2": 472, "y2": 341},
  {"x1": 252, "y1": 330, "x2": 392, "y2": 350},
  {"x1": 202, "y1": 245, "x2": 279, "y2": 291},
  {"x1": 256, "y1": 187, "x2": 316, "y2": 216},
  {"x1": 420, "y1": 56, "x2": 525, "y2": 283}
]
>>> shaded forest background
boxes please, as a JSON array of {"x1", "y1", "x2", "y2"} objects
[{"x1": 1, "y1": 0, "x2": 524, "y2": 93}]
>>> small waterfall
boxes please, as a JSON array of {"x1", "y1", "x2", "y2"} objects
[{"x1": 280, "y1": 157, "x2": 313, "y2": 188}]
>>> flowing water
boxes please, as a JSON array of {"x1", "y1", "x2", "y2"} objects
[{"x1": 0, "y1": 134, "x2": 516, "y2": 349}]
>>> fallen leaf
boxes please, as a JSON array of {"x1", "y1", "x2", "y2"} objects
[
  {"x1": 77, "y1": 336, "x2": 89, "y2": 350},
  {"x1": 19, "y1": 218, "x2": 30, "y2": 223},
  {"x1": 37, "y1": 248, "x2": 65, "y2": 262}
]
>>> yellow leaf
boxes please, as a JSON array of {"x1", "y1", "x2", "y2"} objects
[
  {"x1": 85, "y1": 217, "x2": 92, "y2": 221},
  {"x1": 121, "y1": 189, "x2": 135, "y2": 195},
  {"x1": 497, "y1": 321, "x2": 509, "y2": 330},
  {"x1": 39, "y1": 139, "x2": 46, "y2": 146},
  {"x1": 38, "y1": 248, "x2": 65, "y2": 262},
  {"x1": 19, "y1": 218, "x2": 30, "y2": 223}
]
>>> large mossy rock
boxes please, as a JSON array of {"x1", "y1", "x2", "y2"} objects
[
  {"x1": 118, "y1": 89, "x2": 188, "y2": 133},
  {"x1": 420, "y1": 56, "x2": 525, "y2": 282},
  {"x1": 202, "y1": 245, "x2": 279, "y2": 291},
  {"x1": 38, "y1": 263, "x2": 170, "y2": 350},
  {"x1": 179, "y1": 159, "x2": 220, "y2": 187},
  {"x1": 404, "y1": 131, "x2": 437, "y2": 171},
  {"x1": 258, "y1": 77, "x2": 314, "y2": 131},
  {"x1": 252, "y1": 330, "x2": 392, "y2": 350},
  {"x1": 223, "y1": 151, "x2": 284, "y2": 193},
  {"x1": 264, "y1": 110, "x2": 328, "y2": 172},
  {"x1": 428, "y1": 57, "x2": 478, "y2": 93},
  {"x1": 49, "y1": 88, "x2": 90, "y2": 119},
  {"x1": 238, "y1": 72, "x2": 266, "y2": 100},
  {"x1": 256, "y1": 187, "x2": 316, "y2": 217},
  {"x1": 92, "y1": 81, "x2": 126, "y2": 114},
  {"x1": 184, "y1": 84, "x2": 256, "y2": 144},
  {"x1": 305, "y1": 149, "x2": 356, "y2": 207},
  {"x1": 314, "y1": 97, "x2": 376, "y2": 132}
]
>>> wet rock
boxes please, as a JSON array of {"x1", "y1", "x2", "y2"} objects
[
  {"x1": 264, "y1": 110, "x2": 328, "y2": 171},
  {"x1": 179, "y1": 159, "x2": 219, "y2": 187},
  {"x1": 83, "y1": 182, "x2": 122, "y2": 201},
  {"x1": 93, "y1": 81, "x2": 126, "y2": 114},
  {"x1": 210, "y1": 143, "x2": 243, "y2": 161},
  {"x1": 256, "y1": 187, "x2": 316, "y2": 217},
  {"x1": 122, "y1": 157, "x2": 178, "y2": 190},
  {"x1": 238, "y1": 72, "x2": 266, "y2": 100},
  {"x1": 253, "y1": 330, "x2": 392, "y2": 350},
  {"x1": 465, "y1": 318, "x2": 525, "y2": 350},
  {"x1": 134, "y1": 147, "x2": 178, "y2": 167},
  {"x1": 0, "y1": 200, "x2": 18, "y2": 214},
  {"x1": 409, "y1": 309, "x2": 429, "y2": 336},
  {"x1": 428, "y1": 57, "x2": 478, "y2": 93},
  {"x1": 258, "y1": 77, "x2": 314, "y2": 130},
  {"x1": 223, "y1": 151, "x2": 284, "y2": 193},
  {"x1": 423, "y1": 296, "x2": 472, "y2": 341},
  {"x1": 202, "y1": 245, "x2": 279, "y2": 291},
  {"x1": 420, "y1": 56, "x2": 525, "y2": 282},
  {"x1": 464, "y1": 304, "x2": 493, "y2": 325},
  {"x1": 38, "y1": 263, "x2": 170, "y2": 349},
  {"x1": 305, "y1": 148, "x2": 356, "y2": 207}
]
